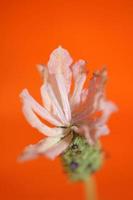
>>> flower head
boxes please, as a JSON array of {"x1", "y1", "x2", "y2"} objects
[{"x1": 19, "y1": 46, "x2": 117, "y2": 162}]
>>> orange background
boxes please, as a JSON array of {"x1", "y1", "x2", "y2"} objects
[{"x1": 1, "y1": 0, "x2": 133, "y2": 199}]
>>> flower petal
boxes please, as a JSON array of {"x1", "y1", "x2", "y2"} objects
[
  {"x1": 39, "y1": 66, "x2": 64, "y2": 122},
  {"x1": 95, "y1": 125, "x2": 110, "y2": 138},
  {"x1": 81, "y1": 88, "x2": 88, "y2": 103},
  {"x1": 73, "y1": 68, "x2": 108, "y2": 122},
  {"x1": 46, "y1": 83, "x2": 68, "y2": 125},
  {"x1": 37, "y1": 64, "x2": 48, "y2": 82},
  {"x1": 18, "y1": 136, "x2": 62, "y2": 162},
  {"x1": 96, "y1": 99, "x2": 118, "y2": 125},
  {"x1": 70, "y1": 60, "x2": 88, "y2": 110},
  {"x1": 72, "y1": 59, "x2": 86, "y2": 79},
  {"x1": 20, "y1": 89, "x2": 63, "y2": 126},
  {"x1": 44, "y1": 133, "x2": 73, "y2": 160},
  {"x1": 48, "y1": 46, "x2": 73, "y2": 93},
  {"x1": 38, "y1": 65, "x2": 55, "y2": 114},
  {"x1": 70, "y1": 74, "x2": 86, "y2": 109},
  {"x1": 22, "y1": 102, "x2": 64, "y2": 136},
  {"x1": 55, "y1": 74, "x2": 71, "y2": 123},
  {"x1": 40, "y1": 84, "x2": 52, "y2": 112}
]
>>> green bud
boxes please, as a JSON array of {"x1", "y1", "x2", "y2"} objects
[{"x1": 61, "y1": 134, "x2": 104, "y2": 181}]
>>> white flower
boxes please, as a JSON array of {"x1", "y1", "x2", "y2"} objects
[{"x1": 19, "y1": 46, "x2": 117, "y2": 161}]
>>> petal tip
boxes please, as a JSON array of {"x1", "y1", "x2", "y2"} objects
[{"x1": 19, "y1": 89, "x2": 29, "y2": 99}]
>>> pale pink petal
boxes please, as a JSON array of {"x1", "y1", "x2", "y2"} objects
[
  {"x1": 48, "y1": 74, "x2": 63, "y2": 106},
  {"x1": 22, "y1": 102, "x2": 64, "y2": 137},
  {"x1": 38, "y1": 65, "x2": 61, "y2": 117},
  {"x1": 41, "y1": 83, "x2": 65, "y2": 123},
  {"x1": 18, "y1": 144, "x2": 38, "y2": 161},
  {"x1": 18, "y1": 136, "x2": 61, "y2": 162},
  {"x1": 55, "y1": 74, "x2": 71, "y2": 123},
  {"x1": 40, "y1": 84, "x2": 52, "y2": 112},
  {"x1": 72, "y1": 60, "x2": 86, "y2": 79},
  {"x1": 44, "y1": 133, "x2": 73, "y2": 160},
  {"x1": 37, "y1": 64, "x2": 48, "y2": 82},
  {"x1": 70, "y1": 60, "x2": 88, "y2": 111},
  {"x1": 70, "y1": 74, "x2": 86, "y2": 109},
  {"x1": 48, "y1": 46, "x2": 73, "y2": 93},
  {"x1": 81, "y1": 88, "x2": 88, "y2": 103},
  {"x1": 46, "y1": 83, "x2": 68, "y2": 125},
  {"x1": 20, "y1": 89, "x2": 63, "y2": 126},
  {"x1": 40, "y1": 70, "x2": 64, "y2": 123},
  {"x1": 38, "y1": 65, "x2": 54, "y2": 113},
  {"x1": 73, "y1": 68, "x2": 108, "y2": 122},
  {"x1": 80, "y1": 100, "x2": 117, "y2": 140},
  {"x1": 96, "y1": 99, "x2": 118, "y2": 125},
  {"x1": 95, "y1": 125, "x2": 109, "y2": 138},
  {"x1": 38, "y1": 64, "x2": 68, "y2": 123},
  {"x1": 41, "y1": 71, "x2": 65, "y2": 120}
]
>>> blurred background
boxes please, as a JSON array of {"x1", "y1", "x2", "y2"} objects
[{"x1": 1, "y1": 0, "x2": 133, "y2": 199}]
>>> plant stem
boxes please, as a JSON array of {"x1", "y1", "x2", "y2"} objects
[{"x1": 84, "y1": 176, "x2": 98, "y2": 200}]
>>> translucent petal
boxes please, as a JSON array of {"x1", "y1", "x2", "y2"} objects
[
  {"x1": 22, "y1": 102, "x2": 64, "y2": 136},
  {"x1": 96, "y1": 99, "x2": 118, "y2": 125},
  {"x1": 48, "y1": 46, "x2": 73, "y2": 93},
  {"x1": 46, "y1": 83, "x2": 68, "y2": 125},
  {"x1": 73, "y1": 68, "x2": 108, "y2": 122},
  {"x1": 20, "y1": 89, "x2": 63, "y2": 126},
  {"x1": 18, "y1": 136, "x2": 62, "y2": 162},
  {"x1": 95, "y1": 125, "x2": 110, "y2": 138},
  {"x1": 37, "y1": 64, "x2": 48, "y2": 83},
  {"x1": 72, "y1": 59, "x2": 86, "y2": 79},
  {"x1": 44, "y1": 133, "x2": 73, "y2": 160},
  {"x1": 40, "y1": 84, "x2": 52, "y2": 111},
  {"x1": 70, "y1": 74, "x2": 86, "y2": 109},
  {"x1": 55, "y1": 74, "x2": 71, "y2": 123}
]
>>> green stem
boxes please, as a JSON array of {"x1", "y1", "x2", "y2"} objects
[{"x1": 84, "y1": 176, "x2": 98, "y2": 200}]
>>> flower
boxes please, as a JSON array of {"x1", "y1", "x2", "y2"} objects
[{"x1": 19, "y1": 46, "x2": 117, "y2": 161}]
